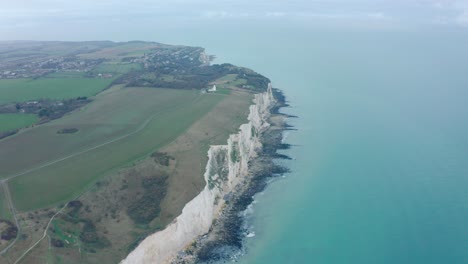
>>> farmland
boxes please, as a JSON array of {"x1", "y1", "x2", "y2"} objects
[
  {"x1": 0, "y1": 77, "x2": 115, "y2": 105},
  {"x1": 0, "y1": 86, "x2": 193, "y2": 176},
  {"x1": 92, "y1": 63, "x2": 142, "y2": 74},
  {"x1": 0, "y1": 88, "x2": 252, "y2": 264},
  {"x1": 0, "y1": 114, "x2": 38, "y2": 133},
  {"x1": 0, "y1": 189, "x2": 12, "y2": 221},
  {"x1": 77, "y1": 42, "x2": 161, "y2": 60},
  {"x1": 0, "y1": 40, "x2": 269, "y2": 263},
  {"x1": 5, "y1": 87, "x2": 222, "y2": 211}
]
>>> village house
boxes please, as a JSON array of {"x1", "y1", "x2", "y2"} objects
[{"x1": 208, "y1": 85, "x2": 217, "y2": 92}]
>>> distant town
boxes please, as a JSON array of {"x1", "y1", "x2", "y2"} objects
[
  {"x1": 0, "y1": 43, "x2": 211, "y2": 80},
  {"x1": 0, "y1": 57, "x2": 103, "y2": 79}
]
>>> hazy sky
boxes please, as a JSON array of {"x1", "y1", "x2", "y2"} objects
[{"x1": 1, "y1": 0, "x2": 468, "y2": 40}]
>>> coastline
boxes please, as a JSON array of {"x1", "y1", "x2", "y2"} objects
[
  {"x1": 122, "y1": 85, "x2": 290, "y2": 264},
  {"x1": 184, "y1": 88, "x2": 290, "y2": 263}
]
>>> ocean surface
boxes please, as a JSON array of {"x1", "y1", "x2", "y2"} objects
[{"x1": 152, "y1": 25, "x2": 468, "y2": 263}]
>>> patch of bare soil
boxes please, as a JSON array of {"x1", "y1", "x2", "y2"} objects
[
  {"x1": 0, "y1": 208, "x2": 58, "y2": 263},
  {"x1": 3, "y1": 88, "x2": 253, "y2": 263}
]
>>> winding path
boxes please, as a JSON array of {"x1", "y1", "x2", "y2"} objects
[
  {"x1": 0, "y1": 182, "x2": 20, "y2": 255},
  {"x1": 0, "y1": 92, "x2": 207, "y2": 262}
]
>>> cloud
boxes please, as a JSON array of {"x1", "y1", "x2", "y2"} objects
[
  {"x1": 456, "y1": 10, "x2": 468, "y2": 26},
  {"x1": 427, "y1": 0, "x2": 468, "y2": 26},
  {"x1": 367, "y1": 12, "x2": 390, "y2": 20},
  {"x1": 3, "y1": 0, "x2": 468, "y2": 40},
  {"x1": 291, "y1": 11, "x2": 393, "y2": 22},
  {"x1": 199, "y1": 9, "x2": 393, "y2": 23},
  {"x1": 265, "y1": 12, "x2": 286, "y2": 17},
  {"x1": 201, "y1": 11, "x2": 253, "y2": 19}
]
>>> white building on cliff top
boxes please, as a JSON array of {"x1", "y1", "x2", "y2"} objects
[{"x1": 208, "y1": 85, "x2": 217, "y2": 92}]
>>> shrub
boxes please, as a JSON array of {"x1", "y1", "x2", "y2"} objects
[{"x1": 127, "y1": 175, "x2": 168, "y2": 225}]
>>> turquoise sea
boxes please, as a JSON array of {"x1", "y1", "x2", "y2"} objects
[{"x1": 153, "y1": 24, "x2": 468, "y2": 263}]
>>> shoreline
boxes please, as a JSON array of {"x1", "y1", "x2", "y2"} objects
[
  {"x1": 122, "y1": 85, "x2": 291, "y2": 264},
  {"x1": 180, "y1": 88, "x2": 290, "y2": 263}
]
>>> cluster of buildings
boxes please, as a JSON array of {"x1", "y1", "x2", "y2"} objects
[
  {"x1": 0, "y1": 57, "x2": 102, "y2": 79},
  {"x1": 1, "y1": 71, "x2": 18, "y2": 78},
  {"x1": 136, "y1": 47, "x2": 205, "y2": 70},
  {"x1": 201, "y1": 85, "x2": 217, "y2": 94},
  {"x1": 97, "y1": 73, "x2": 114, "y2": 79}
]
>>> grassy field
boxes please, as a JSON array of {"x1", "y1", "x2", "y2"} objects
[
  {"x1": 0, "y1": 41, "x2": 115, "y2": 65},
  {"x1": 6, "y1": 87, "x2": 224, "y2": 211},
  {"x1": 0, "y1": 113, "x2": 38, "y2": 132},
  {"x1": 0, "y1": 77, "x2": 115, "y2": 104},
  {"x1": 92, "y1": 63, "x2": 142, "y2": 74},
  {"x1": 158, "y1": 88, "x2": 253, "y2": 224},
  {"x1": 213, "y1": 74, "x2": 247, "y2": 89},
  {"x1": 0, "y1": 41, "x2": 264, "y2": 262},
  {"x1": 5, "y1": 89, "x2": 254, "y2": 264},
  {"x1": 0, "y1": 86, "x2": 195, "y2": 177},
  {"x1": 0, "y1": 189, "x2": 12, "y2": 221},
  {"x1": 45, "y1": 72, "x2": 87, "y2": 78},
  {"x1": 78, "y1": 42, "x2": 160, "y2": 60},
  {"x1": 215, "y1": 74, "x2": 238, "y2": 82}
]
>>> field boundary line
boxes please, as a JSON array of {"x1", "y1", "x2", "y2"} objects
[
  {"x1": 1, "y1": 91, "x2": 209, "y2": 261},
  {"x1": 0, "y1": 182, "x2": 20, "y2": 255},
  {"x1": 2, "y1": 92, "x2": 203, "y2": 183}
]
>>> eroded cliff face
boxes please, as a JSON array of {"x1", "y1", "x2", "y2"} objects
[{"x1": 121, "y1": 85, "x2": 275, "y2": 264}]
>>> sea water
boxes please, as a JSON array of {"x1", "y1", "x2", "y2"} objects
[{"x1": 153, "y1": 24, "x2": 468, "y2": 263}]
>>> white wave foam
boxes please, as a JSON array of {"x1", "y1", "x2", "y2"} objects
[
  {"x1": 282, "y1": 131, "x2": 290, "y2": 143},
  {"x1": 246, "y1": 232, "x2": 256, "y2": 238}
]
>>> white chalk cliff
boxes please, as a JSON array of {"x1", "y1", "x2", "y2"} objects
[{"x1": 122, "y1": 84, "x2": 275, "y2": 264}]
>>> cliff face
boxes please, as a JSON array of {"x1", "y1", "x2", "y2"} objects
[{"x1": 122, "y1": 85, "x2": 275, "y2": 264}]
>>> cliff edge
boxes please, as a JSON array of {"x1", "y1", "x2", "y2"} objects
[{"x1": 121, "y1": 84, "x2": 276, "y2": 264}]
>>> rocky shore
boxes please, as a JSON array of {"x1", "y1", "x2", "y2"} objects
[
  {"x1": 122, "y1": 85, "x2": 291, "y2": 264},
  {"x1": 181, "y1": 88, "x2": 291, "y2": 264}
]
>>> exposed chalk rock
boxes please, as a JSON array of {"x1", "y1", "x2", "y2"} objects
[{"x1": 121, "y1": 84, "x2": 275, "y2": 264}]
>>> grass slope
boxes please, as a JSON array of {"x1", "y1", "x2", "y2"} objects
[
  {"x1": 92, "y1": 63, "x2": 142, "y2": 74},
  {"x1": 78, "y1": 42, "x2": 160, "y2": 60},
  {"x1": 0, "y1": 189, "x2": 12, "y2": 221},
  {"x1": 0, "y1": 77, "x2": 114, "y2": 104},
  {"x1": 0, "y1": 113, "x2": 38, "y2": 132},
  {"x1": 0, "y1": 86, "x2": 195, "y2": 177},
  {"x1": 7, "y1": 88, "x2": 224, "y2": 211}
]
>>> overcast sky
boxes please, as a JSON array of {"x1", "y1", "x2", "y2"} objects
[{"x1": 1, "y1": 0, "x2": 468, "y2": 40}]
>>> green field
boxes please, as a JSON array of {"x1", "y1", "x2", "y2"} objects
[
  {"x1": 216, "y1": 74, "x2": 238, "y2": 82},
  {"x1": 214, "y1": 74, "x2": 247, "y2": 89},
  {"x1": 0, "y1": 41, "x2": 117, "y2": 63},
  {"x1": 0, "y1": 41, "x2": 264, "y2": 263},
  {"x1": 0, "y1": 86, "x2": 195, "y2": 177},
  {"x1": 0, "y1": 113, "x2": 38, "y2": 132},
  {"x1": 45, "y1": 72, "x2": 87, "y2": 78},
  {"x1": 214, "y1": 88, "x2": 231, "y2": 95},
  {"x1": 92, "y1": 63, "x2": 142, "y2": 74},
  {"x1": 0, "y1": 189, "x2": 12, "y2": 221},
  {"x1": 0, "y1": 77, "x2": 115, "y2": 104},
  {"x1": 4, "y1": 87, "x2": 224, "y2": 211},
  {"x1": 78, "y1": 42, "x2": 160, "y2": 60}
]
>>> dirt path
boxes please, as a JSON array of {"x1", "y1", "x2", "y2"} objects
[
  {"x1": 12, "y1": 203, "x2": 68, "y2": 264},
  {"x1": 2, "y1": 93, "x2": 202, "y2": 183},
  {"x1": 0, "y1": 92, "x2": 207, "y2": 261},
  {"x1": 0, "y1": 181, "x2": 20, "y2": 255}
]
